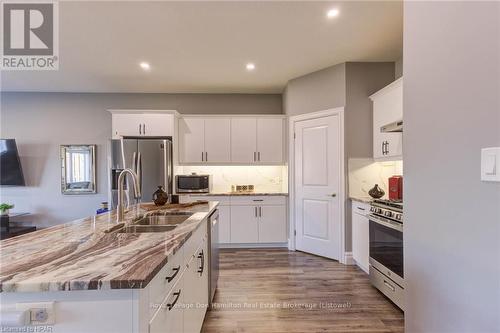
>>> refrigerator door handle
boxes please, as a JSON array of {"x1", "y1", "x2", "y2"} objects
[{"x1": 137, "y1": 152, "x2": 142, "y2": 200}]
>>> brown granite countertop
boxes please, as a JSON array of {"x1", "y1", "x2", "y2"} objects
[
  {"x1": 0, "y1": 201, "x2": 218, "y2": 293},
  {"x1": 189, "y1": 192, "x2": 288, "y2": 196},
  {"x1": 349, "y1": 196, "x2": 373, "y2": 204}
]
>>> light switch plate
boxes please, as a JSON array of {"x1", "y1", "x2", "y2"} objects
[{"x1": 481, "y1": 147, "x2": 500, "y2": 182}]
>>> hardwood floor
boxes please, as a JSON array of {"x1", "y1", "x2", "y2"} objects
[{"x1": 202, "y1": 248, "x2": 404, "y2": 333}]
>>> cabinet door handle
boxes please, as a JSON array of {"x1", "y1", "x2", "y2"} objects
[
  {"x1": 143, "y1": 124, "x2": 146, "y2": 135},
  {"x1": 167, "y1": 290, "x2": 181, "y2": 311},
  {"x1": 253, "y1": 152, "x2": 256, "y2": 162},
  {"x1": 258, "y1": 151, "x2": 261, "y2": 162},
  {"x1": 139, "y1": 124, "x2": 142, "y2": 135},
  {"x1": 201, "y1": 152, "x2": 204, "y2": 161},
  {"x1": 385, "y1": 141, "x2": 389, "y2": 155},
  {"x1": 255, "y1": 206, "x2": 258, "y2": 217},
  {"x1": 197, "y1": 250, "x2": 205, "y2": 275},
  {"x1": 205, "y1": 152, "x2": 208, "y2": 162},
  {"x1": 259, "y1": 206, "x2": 262, "y2": 217},
  {"x1": 165, "y1": 265, "x2": 180, "y2": 283},
  {"x1": 381, "y1": 141, "x2": 385, "y2": 155}
]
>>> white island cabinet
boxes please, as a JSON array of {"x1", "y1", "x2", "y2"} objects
[{"x1": 0, "y1": 218, "x2": 210, "y2": 333}]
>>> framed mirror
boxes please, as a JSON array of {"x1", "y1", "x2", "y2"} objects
[{"x1": 61, "y1": 145, "x2": 96, "y2": 194}]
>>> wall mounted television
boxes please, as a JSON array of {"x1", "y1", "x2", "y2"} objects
[{"x1": 0, "y1": 139, "x2": 26, "y2": 186}]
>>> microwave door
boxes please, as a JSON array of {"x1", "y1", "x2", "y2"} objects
[{"x1": 138, "y1": 139, "x2": 170, "y2": 202}]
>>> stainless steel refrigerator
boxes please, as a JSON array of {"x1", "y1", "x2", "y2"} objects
[{"x1": 110, "y1": 138, "x2": 173, "y2": 209}]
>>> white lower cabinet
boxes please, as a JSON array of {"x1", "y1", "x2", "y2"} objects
[
  {"x1": 190, "y1": 195, "x2": 288, "y2": 246},
  {"x1": 230, "y1": 205, "x2": 259, "y2": 243},
  {"x1": 351, "y1": 200, "x2": 370, "y2": 273},
  {"x1": 218, "y1": 204, "x2": 231, "y2": 244},
  {"x1": 258, "y1": 205, "x2": 287, "y2": 243}
]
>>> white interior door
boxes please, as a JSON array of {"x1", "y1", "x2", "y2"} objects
[{"x1": 294, "y1": 114, "x2": 342, "y2": 260}]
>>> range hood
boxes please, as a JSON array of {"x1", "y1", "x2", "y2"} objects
[{"x1": 381, "y1": 120, "x2": 403, "y2": 133}]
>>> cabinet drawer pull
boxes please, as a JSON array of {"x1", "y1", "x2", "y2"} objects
[
  {"x1": 165, "y1": 265, "x2": 180, "y2": 283},
  {"x1": 357, "y1": 207, "x2": 365, "y2": 211},
  {"x1": 167, "y1": 290, "x2": 181, "y2": 311},
  {"x1": 253, "y1": 199, "x2": 264, "y2": 202}
]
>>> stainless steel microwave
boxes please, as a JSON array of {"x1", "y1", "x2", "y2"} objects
[{"x1": 175, "y1": 174, "x2": 211, "y2": 193}]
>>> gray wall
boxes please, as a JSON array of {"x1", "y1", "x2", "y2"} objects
[
  {"x1": 404, "y1": 2, "x2": 499, "y2": 331},
  {"x1": 0, "y1": 93, "x2": 282, "y2": 227},
  {"x1": 394, "y1": 57, "x2": 403, "y2": 79},
  {"x1": 283, "y1": 62, "x2": 395, "y2": 251},
  {"x1": 283, "y1": 63, "x2": 346, "y2": 116}
]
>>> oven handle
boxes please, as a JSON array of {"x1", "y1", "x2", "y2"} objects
[{"x1": 369, "y1": 214, "x2": 403, "y2": 232}]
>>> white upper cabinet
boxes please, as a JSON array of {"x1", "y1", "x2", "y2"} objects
[
  {"x1": 256, "y1": 118, "x2": 284, "y2": 164},
  {"x1": 110, "y1": 110, "x2": 177, "y2": 138},
  {"x1": 231, "y1": 118, "x2": 257, "y2": 163},
  {"x1": 179, "y1": 118, "x2": 205, "y2": 163},
  {"x1": 370, "y1": 78, "x2": 403, "y2": 160},
  {"x1": 204, "y1": 118, "x2": 231, "y2": 163},
  {"x1": 180, "y1": 115, "x2": 285, "y2": 165},
  {"x1": 179, "y1": 117, "x2": 231, "y2": 164}
]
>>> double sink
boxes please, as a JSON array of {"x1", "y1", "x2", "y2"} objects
[{"x1": 106, "y1": 212, "x2": 193, "y2": 234}]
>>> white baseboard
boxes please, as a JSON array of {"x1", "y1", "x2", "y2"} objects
[
  {"x1": 343, "y1": 252, "x2": 355, "y2": 265},
  {"x1": 220, "y1": 243, "x2": 288, "y2": 249}
]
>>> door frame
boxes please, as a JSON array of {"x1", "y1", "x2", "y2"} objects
[{"x1": 287, "y1": 107, "x2": 346, "y2": 263}]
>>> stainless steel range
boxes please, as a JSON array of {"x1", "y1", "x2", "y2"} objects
[{"x1": 369, "y1": 199, "x2": 404, "y2": 310}]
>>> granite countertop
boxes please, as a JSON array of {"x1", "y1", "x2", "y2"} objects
[
  {"x1": 349, "y1": 196, "x2": 373, "y2": 204},
  {"x1": 0, "y1": 201, "x2": 218, "y2": 293},
  {"x1": 190, "y1": 192, "x2": 288, "y2": 196}
]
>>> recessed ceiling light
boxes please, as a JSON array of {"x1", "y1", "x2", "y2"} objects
[
  {"x1": 327, "y1": 8, "x2": 339, "y2": 18},
  {"x1": 139, "y1": 62, "x2": 151, "y2": 71},
  {"x1": 246, "y1": 63, "x2": 255, "y2": 71}
]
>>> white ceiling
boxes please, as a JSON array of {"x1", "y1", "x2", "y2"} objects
[{"x1": 1, "y1": 1, "x2": 403, "y2": 93}]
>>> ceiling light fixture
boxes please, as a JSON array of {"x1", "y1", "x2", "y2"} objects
[
  {"x1": 327, "y1": 8, "x2": 339, "y2": 18},
  {"x1": 139, "y1": 62, "x2": 151, "y2": 71},
  {"x1": 246, "y1": 63, "x2": 255, "y2": 71}
]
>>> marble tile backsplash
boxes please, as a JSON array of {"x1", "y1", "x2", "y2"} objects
[
  {"x1": 348, "y1": 158, "x2": 403, "y2": 199},
  {"x1": 180, "y1": 165, "x2": 288, "y2": 193}
]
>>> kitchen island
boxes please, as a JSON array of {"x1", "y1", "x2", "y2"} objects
[{"x1": 0, "y1": 201, "x2": 218, "y2": 333}]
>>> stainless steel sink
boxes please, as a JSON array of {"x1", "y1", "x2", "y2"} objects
[
  {"x1": 134, "y1": 212, "x2": 192, "y2": 226},
  {"x1": 116, "y1": 225, "x2": 178, "y2": 233}
]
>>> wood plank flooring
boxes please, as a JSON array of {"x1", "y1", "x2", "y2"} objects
[{"x1": 202, "y1": 248, "x2": 404, "y2": 333}]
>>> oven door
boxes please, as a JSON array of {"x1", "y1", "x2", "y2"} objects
[{"x1": 369, "y1": 214, "x2": 404, "y2": 286}]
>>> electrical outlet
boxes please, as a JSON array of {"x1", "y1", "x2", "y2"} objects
[{"x1": 15, "y1": 302, "x2": 55, "y2": 325}]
